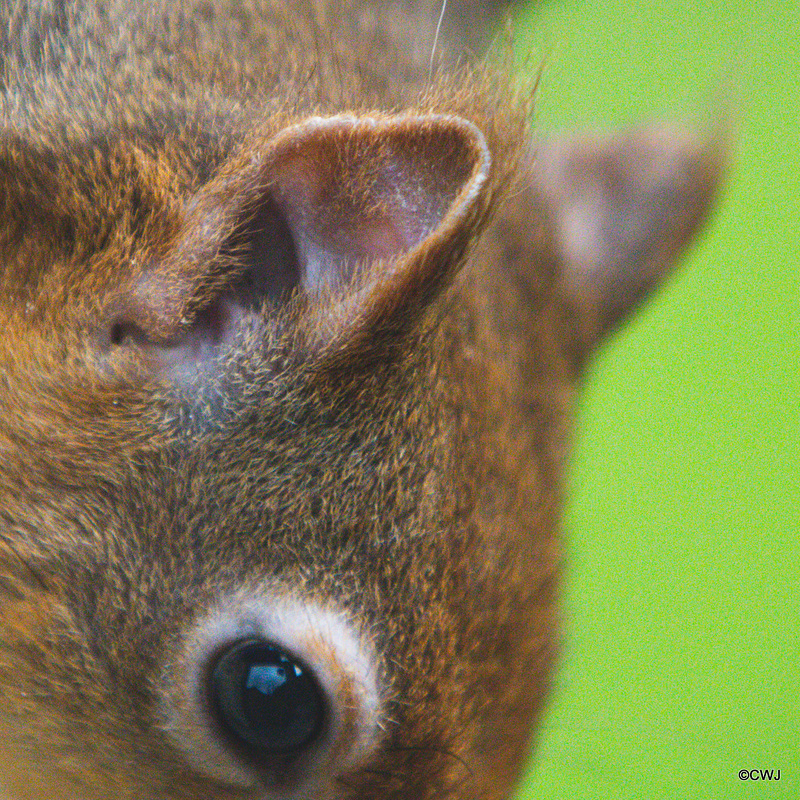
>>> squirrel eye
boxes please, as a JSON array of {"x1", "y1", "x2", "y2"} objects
[{"x1": 210, "y1": 639, "x2": 325, "y2": 756}]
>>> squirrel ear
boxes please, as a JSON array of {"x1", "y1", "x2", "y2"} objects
[
  {"x1": 110, "y1": 114, "x2": 490, "y2": 377},
  {"x1": 532, "y1": 125, "x2": 727, "y2": 342},
  {"x1": 264, "y1": 113, "x2": 491, "y2": 356},
  {"x1": 266, "y1": 114, "x2": 490, "y2": 293}
]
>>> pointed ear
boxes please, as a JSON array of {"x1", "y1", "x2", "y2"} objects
[
  {"x1": 108, "y1": 114, "x2": 490, "y2": 378},
  {"x1": 266, "y1": 114, "x2": 490, "y2": 290},
  {"x1": 264, "y1": 114, "x2": 491, "y2": 356},
  {"x1": 531, "y1": 125, "x2": 727, "y2": 342}
]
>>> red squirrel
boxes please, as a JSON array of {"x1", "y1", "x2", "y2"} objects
[{"x1": 0, "y1": 1, "x2": 724, "y2": 797}]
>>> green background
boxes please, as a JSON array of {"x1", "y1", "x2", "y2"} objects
[{"x1": 508, "y1": 1, "x2": 799, "y2": 798}]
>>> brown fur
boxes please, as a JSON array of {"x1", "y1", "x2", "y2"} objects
[{"x1": 0, "y1": 2, "x2": 723, "y2": 798}]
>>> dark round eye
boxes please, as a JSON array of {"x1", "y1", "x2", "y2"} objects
[{"x1": 210, "y1": 639, "x2": 325, "y2": 755}]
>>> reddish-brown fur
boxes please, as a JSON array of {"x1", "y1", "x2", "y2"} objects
[{"x1": 0, "y1": 2, "x2": 723, "y2": 798}]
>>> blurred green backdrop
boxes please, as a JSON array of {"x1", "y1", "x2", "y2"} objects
[{"x1": 508, "y1": 1, "x2": 799, "y2": 798}]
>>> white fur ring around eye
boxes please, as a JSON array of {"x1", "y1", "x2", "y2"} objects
[{"x1": 157, "y1": 592, "x2": 384, "y2": 796}]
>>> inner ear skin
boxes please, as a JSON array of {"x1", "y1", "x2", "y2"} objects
[{"x1": 232, "y1": 200, "x2": 303, "y2": 308}]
